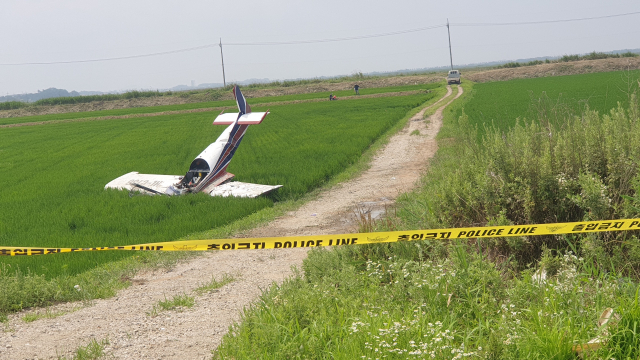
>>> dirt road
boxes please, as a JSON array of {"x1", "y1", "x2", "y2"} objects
[{"x1": 0, "y1": 85, "x2": 462, "y2": 360}]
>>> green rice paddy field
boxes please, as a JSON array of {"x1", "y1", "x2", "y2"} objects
[
  {"x1": 0, "y1": 88, "x2": 438, "y2": 279},
  {"x1": 455, "y1": 70, "x2": 640, "y2": 137}
]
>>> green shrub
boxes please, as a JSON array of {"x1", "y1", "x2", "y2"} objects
[
  {"x1": 399, "y1": 80, "x2": 640, "y2": 268},
  {"x1": 32, "y1": 90, "x2": 169, "y2": 106},
  {"x1": 603, "y1": 290, "x2": 640, "y2": 359},
  {"x1": 497, "y1": 60, "x2": 544, "y2": 69},
  {"x1": 556, "y1": 51, "x2": 639, "y2": 63},
  {"x1": 0, "y1": 101, "x2": 28, "y2": 110}
]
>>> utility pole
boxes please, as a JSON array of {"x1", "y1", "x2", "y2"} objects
[
  {"x1": 219, "y1": 38, "x2": 226, "y2": 87},
  {"x1": 446, "y1": 19, "x2": 453, "y2": 70}
]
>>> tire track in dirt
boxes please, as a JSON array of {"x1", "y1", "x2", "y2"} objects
[{"x1": 0, "y1": 85, "x2": 461, "y2": 360}]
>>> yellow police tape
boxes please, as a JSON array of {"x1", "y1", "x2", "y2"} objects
[{"x1": 2, "y1": 218, "x2": 640, "y2": 256}]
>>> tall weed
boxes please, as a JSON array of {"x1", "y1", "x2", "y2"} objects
[
  {"x1": 399, "y1": 89, "x2": 640, "y2": 267},
  {"x1": 215, "y1": 243, "x2": 634, "y2": 359}
]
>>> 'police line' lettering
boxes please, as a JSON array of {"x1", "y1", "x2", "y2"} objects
[
  {"x1": 274, "y1": 238, "x2": 357, "y2": 248},
  {"x1": 458, "y1": 227, "x2": 536, "y2": 238}
]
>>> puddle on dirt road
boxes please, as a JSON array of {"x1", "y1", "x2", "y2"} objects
[{"x1": 355, "y1": 198, "x2": 392, "y2": 220}]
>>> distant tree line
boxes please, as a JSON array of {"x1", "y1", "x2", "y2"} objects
[
  {"x1": 0, "y1": 89, "x2": 185, "y2": 109},
  {"x1": 32, "y1": 90, "x2": 175, "y2": 106},
  {"x1": 0, "y1": 101, "x2": 29, "y2": 111}
]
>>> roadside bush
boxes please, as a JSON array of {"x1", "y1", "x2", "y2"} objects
[
  {"x1": 498, "y1": 60, "x2": 544, "y2": 69},
  {"x1": 0, "y1": 101, "x2": 28, "y2": 110},
  {"x1": 398, "y1": 90, "x2": 640, "y2": 268},
  {"x1": 559, "y1": 51, "x2": 638, "y2": 63},
  {"x1": 501, "y1": 62, "x2": 522, "y2": 68},
  {"x1": 559, "y1": 54, "x2": 582, "y2": 62}
]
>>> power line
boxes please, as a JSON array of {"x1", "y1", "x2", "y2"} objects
[
  {"x1": 1, "y1": 10, "x2": 639, "y2": 66},
  {"x1": 0, "y1": 25, "x2": 447, "y2": 66},
  {"x1": 452, "y1": 10, "x2": 640, "y2": 26},
  {"x1": 224, "y1": 24, "x2": 446, "y2": 45},
  {"x1": 0, "y1": 44, "x2": 216, "y2": 66}
]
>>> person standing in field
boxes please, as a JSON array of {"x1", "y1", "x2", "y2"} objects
[{"x1": 354, "y1": 84, "x2": 360, "y2": 95}]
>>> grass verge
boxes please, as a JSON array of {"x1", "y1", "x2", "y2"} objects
[
  {"x1": 58, "y1": 338, "x2": 110, "y2": 360},
  {"x1": 0, "y1": 251, "x2": 196, "y2": 319},
  {"x1": 148, "y1": 294, "x2": 195, "y2": 317},
  {"x1": 214, "y1": 242, "x2": 640, "y2": 359},
  {"x1": 22, "y1": 307, "x2": 78, "y2": 323},
  {"x1": 195, "y1": 273, "x2": 236, "y2": 295}
]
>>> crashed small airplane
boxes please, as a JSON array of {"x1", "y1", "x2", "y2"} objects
[{"x1": 105, "y1": 85, "x2": 282, "y2": 198}]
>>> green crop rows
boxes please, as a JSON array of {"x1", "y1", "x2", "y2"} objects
[
  {"x1": 0, "y1": 90, "x2": 437, "y2": 279},
  {"x1": 458, "y1": 70, "x2": 640, "y2": 138}
]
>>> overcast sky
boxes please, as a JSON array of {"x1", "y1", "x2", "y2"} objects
[{"x1": 1, "y1": 0, "x2": 639, "y2": 95}]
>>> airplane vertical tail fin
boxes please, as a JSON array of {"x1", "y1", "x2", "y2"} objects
[{"x1": 233, "y1": 85, "x2": 248, "y2": 115}]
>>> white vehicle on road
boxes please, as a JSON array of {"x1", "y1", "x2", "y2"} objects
[{"x1": 447, "y1": 70, "x2": 461, "y2": 85}]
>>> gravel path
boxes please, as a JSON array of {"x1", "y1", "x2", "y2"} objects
[{"x1": 0, "y1": 85, "x2": 461, "y2": 360}]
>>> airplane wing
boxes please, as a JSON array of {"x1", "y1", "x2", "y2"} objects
[
  {"x1": 206, "y1": 182, "x2": 282, "y2": 198},
  {"x1": 104, "y1": 172, "x2": 183, "y2": 195},
  {"x1": 106, "y1": 171, "x2": 280, "y2": 198}
]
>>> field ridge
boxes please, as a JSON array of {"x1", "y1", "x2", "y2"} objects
[{"x1": 0, "y1": 90, "x2": 428, "y2": 128}]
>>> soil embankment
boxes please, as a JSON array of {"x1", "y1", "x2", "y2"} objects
[{"x1": 465, "y1": 56, "x2": 640, "y2": 83}]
